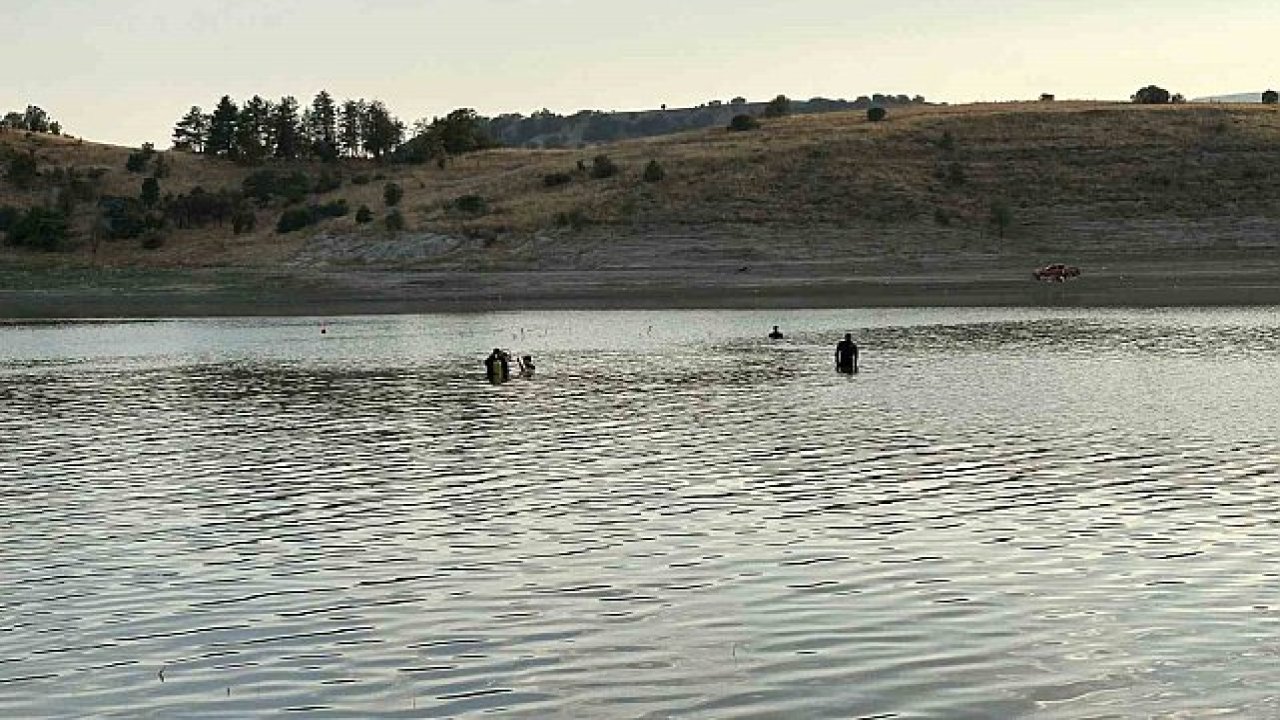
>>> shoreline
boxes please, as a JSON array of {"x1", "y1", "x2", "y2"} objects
[{"x1": 3, "y1": 260, "x2": 1280, "y2": 319}]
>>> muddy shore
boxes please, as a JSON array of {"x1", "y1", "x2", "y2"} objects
[{"x1": 2, "y1": 254, "x2": 1278, "y2": 319}]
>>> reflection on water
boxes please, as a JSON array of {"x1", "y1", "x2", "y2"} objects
[{"x1": 2, "y1": 308, "x2": 1279, "y2": 718}]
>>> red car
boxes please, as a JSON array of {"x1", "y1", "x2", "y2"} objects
[{"x1": 1033, "y1": 263, "x2": 1081, "y2": 281}]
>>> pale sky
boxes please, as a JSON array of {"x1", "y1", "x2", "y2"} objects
[{"x1": 4, "y1": 0, "x2": 1279, "y2": 147}]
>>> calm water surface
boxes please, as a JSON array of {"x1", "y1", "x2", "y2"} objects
[{"x1": 2, "y1": 308, "x2": 1279, "y2": 719}]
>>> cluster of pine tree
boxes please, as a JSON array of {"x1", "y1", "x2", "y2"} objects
[
  {"x1": 171, "y1": 91, "x2": 405, "y2": 162},
  {"x1": 1, "y1": 105, "x2": 62, "y2": 135}
]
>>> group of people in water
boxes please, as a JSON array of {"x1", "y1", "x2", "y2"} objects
[
  {"x1": 484, "y1": 349, "x2": 535, "y2": 383},
  {"x1": 770, "y1": 326, "x2": 859, "y2": 373},
  {"x1": 485, "y1": 326, "x2": 858, "y2": 382}
]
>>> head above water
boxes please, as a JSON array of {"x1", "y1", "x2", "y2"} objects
[{"x1": 844, "y1": 333, "x2": 853, "y2": 341}]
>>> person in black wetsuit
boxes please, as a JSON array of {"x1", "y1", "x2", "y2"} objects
[
  {"x1": 484, "y1": 348, "x2": 511, "y2": 382},
  {"x1": 768, "y1": 325, "x2": 784, "y2": 340},
  {"x1": 835, "y1": 333, "x2": 859, "y2": 374}
]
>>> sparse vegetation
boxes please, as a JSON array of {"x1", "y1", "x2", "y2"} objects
[
  {"x1": 10, "y1": 100, "x2": 1280, "y2": 267},
  {"x1": 728, "y1": 114, "x2": 761, "y2": 132}
]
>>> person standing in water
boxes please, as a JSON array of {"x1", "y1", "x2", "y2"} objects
[
  {"x1": 484, "y1": 348, "x2": 511, "y2": 383},
  {"x1": 835, "y1": 333, "x2": 859, "y2": 374},
  {"x1": 517, "y1": 355, "x2": 536, "y2": 378},
  {"x1": 769, "y1": 325, "x2": 784, "y2": 340}
]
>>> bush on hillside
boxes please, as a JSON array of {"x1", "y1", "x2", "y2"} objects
[
  {"x1": 275, "y1": 199, "x2": 349, "y2": 233},
  {"x1": 4, "y1": 152, "x2": 38, "y2": 189},
  {"x1": 1131, "y1": 85, "x2": 1172, "y2": 104},
  {"x1": 98, "y1": 196, "x2": 160, "y2": 239},
  {"x1": 140, "y1": 177, "x2": 160, "y2": 207},
  {"x1": 385, "y1": 209, "x2": 406, "y2": 231},
  {"x1": 727, "y1": 114, "x2": 760, "y2": 132},
  {"x1": 452, "y1": 194, "x2": 488, "y2": 215},
  {"x1": 867, "y1": 107, "x2": 888, "y2": 122},
  {"x1": 762, "y1": 95, "x2": 791, "y2": 118},
  {"x1": 313, "y1": 170, "x2": 343, "y2": 194},
  {"x1": 543, "y1": 171, "x2": 573, "y2": 187},
  {"x1": 383, "y1": 182, "x2": 403, "y2": 207},
  {"x1": 642, "y1": 159, "x2": 665, "y2": 183},
  {"x1": 243, "y1": 170, "x2": 312, "y2": 206},
  {"x1": 590, "y1": 154, "x2": 618, "y2": 179},
  {"x1": 165, "y1": 187, "x2": 238, "y2": 228},
  {"x1": 276, "y1": 207, "x2": 315, "y2": 233},
  {"x1": 355, "y1": 204, "x2": 373, "y2": 224},
  {"x1": 990, "y1": 199, "x2": 1013, "y2": 238},
  {"x1": 0, "y1": 205, "x2": 20, "y2": 232},
  {"x1": 232, "y1": 208, "x2": 256, "y2": 234},
  {"x1": 5, "y1": 207, "x2": 70, "y2": 250}
]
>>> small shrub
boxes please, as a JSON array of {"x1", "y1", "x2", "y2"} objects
[
  {"x1": 938, "y1": 130, "x2": 955, "y2": 153},
  {"x1": 867, "y1": 107, "x2": 887, "y2": 122},
  {"x1": 944, "y1": 162, "x2": 966, "y2": 187},
  {"x1": 385, "y1": 209, "x2": 406, "y2": 231},
  {"x1": 6, "y1": 207, "x2": 70, "y2": 250},
  {"x1": 555, "y1": 209, "x2": 588, "y2": 229},
  {"x1": 232, "y1": 208, "x2": 256, "y2": 235},
  {"x1": 762, "y1": 94, "x2": 791, "y2": 118},
  {"x1": 355, "y1": 204, "x2": 373, "y2": 224},
  {"x1": 140, "y1": 177, "x2": 160, "y2": 207},
  {"x1": 452, "y1": 194, "x2": 488, "y2": 215},
  {"x1": 98, "y1": 196, "x2": 155, "y2": 239},
  {"x1": 1039, "y1": 93, "x2": 1056, "y2": 102},
  {"x1": 5, "y1": 152, "x2": 38, "y2": 189},
  {"x1": 383, "y1": 182, "x2": 403, "y2": 207},
  {"x1": 543, "y1": 171, "x2": 573, "y2": 188},
  {"x1": 989, "y1": 200, "x2": 1013, "y2": 238},
  {"x1": 728, "y1": 114, "x2": 761, "y2": 132},
  {"x1": 351, "y1": 174, "x2": 371, "y2": 185},
  {"x1": 276, "y1": 207, "x2": 315, "y2": 233},
  {"x1": 313, "y1": 171, "x2": 342, "y2": 194},
  {"x1": 314, "y1": 199, "x2": 349, "y2": 218},
  {"x1": 1131, "y1": 85, "x2": 1172, "y2": 104},
  {"x1": 642, "y1": 159, "x2": 665, "y2": 183},
  {"x1": 590, "y1": 154, "x2": 618, "y2": 179},
  {"x1": 140, "y1": 231, "x2": 165, "y2": 250},
  {"x1": 243, "y1": 170, "x2": 312, "y2": 206},
  {"x1": 0, "y1": 205, "x2": 19, "y2": 232}
]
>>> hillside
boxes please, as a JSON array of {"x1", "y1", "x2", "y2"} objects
[{"x1": 5, "y1": 101, "x2": 1280, "y2": 280}]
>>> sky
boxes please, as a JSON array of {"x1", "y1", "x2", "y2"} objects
[{"x1": 4, "y1": 0, "x2": 1280, "y2": 147}]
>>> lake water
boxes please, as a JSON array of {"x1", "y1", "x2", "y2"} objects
[{"x1": 2, "y1": 308, "x2": 1279, "y2": 719}]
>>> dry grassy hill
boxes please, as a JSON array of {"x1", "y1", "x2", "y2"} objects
[{"x1": 5, "y1": 101, "x2": 1280, "y2": 272}]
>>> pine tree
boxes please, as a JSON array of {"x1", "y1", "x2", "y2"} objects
[
  {"x1": 362, "y1": 100, "x2": 404, "y2": 159},
  {"x1": 172, "y1": 106, "x2": 209, "y2": 152},
  {"x1": 235, "y1": 95, "x2": 273, "y2": 164},
  {"x1": 310, "y1": 90, "x2": 338, "y2": 159},
  {"x1": 206, "y1": 96, "x2": 240, "y2": 158},
  {"x1": 339, "y1": 100, "x2": 366, "y2": 157},
  {"x1": 272, "y1": 96, "x2": 303, "y2": 160}
]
